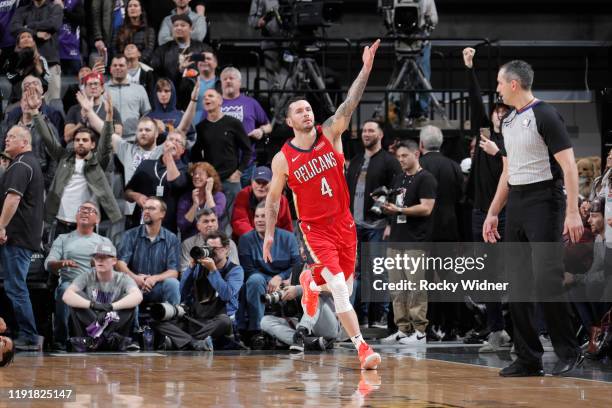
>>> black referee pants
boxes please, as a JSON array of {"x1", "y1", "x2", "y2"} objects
[{"x1": 505, "y1": 182, "x2": 579, "y2": 366}]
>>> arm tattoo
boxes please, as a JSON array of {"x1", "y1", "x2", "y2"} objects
[
  {"x1": 339, "y1": 68, "x2": 370, "y2": 118},
  {"x1": 323, "y1": 68, "x2": 370, "y2": 129}
]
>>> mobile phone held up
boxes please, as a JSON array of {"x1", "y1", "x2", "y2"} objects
[
  {"x1": 190, "y1": 53, "x2": 205, "y2": 62},
  {"x1": 480, "y1": 127, "x2": 491, "y2": 140}
]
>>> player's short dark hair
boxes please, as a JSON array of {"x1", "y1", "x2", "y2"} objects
[
  {"x1": 396, "y1": 139, "x2": 419, "y2": 152},
  {"x1": 500, "y1": 60, "x2": 534, "y2": 90},
  {"x1": 256, "y1": 200, "x2": 266, "y2": 210},
  {"x1": 285, "y1": 95, "x2": 308, "y2": 117},
  {"x1": 205, "y1": 230, "x2": 230, "y2": 248}
]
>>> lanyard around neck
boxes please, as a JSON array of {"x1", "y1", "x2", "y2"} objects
[{"x1": 154, "y1": 161, "x2": 168, "y2": 186}]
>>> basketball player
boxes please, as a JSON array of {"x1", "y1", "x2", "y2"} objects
[{"x1": 263, "y1": 40, "x2": 381, "y2": 370}]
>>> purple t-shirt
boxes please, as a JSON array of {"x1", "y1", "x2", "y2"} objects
[
  {"x1": 202, "y1": 94, "x2": 270, "y2": 162},
  {"x1": 0, "y1": 0, "x2": 19, "y2": 49},
  {"x1": 176, "y1": 190, "x2": 227, "y2": 240},
  {"x1": 59, "y1": 0, "x2": 82, "y2": 61}
]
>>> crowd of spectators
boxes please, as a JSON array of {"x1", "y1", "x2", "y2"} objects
[
  {"x1": 0, "y1": 0, "x2": 280, "y2": 353},
  {"x1": 0, "y1": 2, "x2": 609, "y2": 361}
]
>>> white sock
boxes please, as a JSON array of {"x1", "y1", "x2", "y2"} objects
[{"x1": 350, "y1": 333, "x2": 366, "y2": 350}]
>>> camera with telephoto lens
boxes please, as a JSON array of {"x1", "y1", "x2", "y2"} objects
[
  {"x1": 150, "y1": 303, "x2": 190, "y2": 321},
  {"x1": 190, "y1": 245, "x2": 213, "y2": 261},
  {"x1": 261, "y1": 290, "x2": 284, "y2": 305},
  {"x1": 370, "y1": 186, "x2": 404, "y2": 215}
]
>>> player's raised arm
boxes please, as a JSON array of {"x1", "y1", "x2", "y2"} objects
[
  {"x1": 322, "y1": 39, "x2": 380, "y2": 143},
  {"x1": 263, "y1": 152, "x2": 289, "y2": 263}
]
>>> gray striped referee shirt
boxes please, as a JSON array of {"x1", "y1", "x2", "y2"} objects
[{"x1": 500, "y1": 100, "x2": 572, "y2": 186}]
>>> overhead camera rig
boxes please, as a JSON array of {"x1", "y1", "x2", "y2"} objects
[
  {"x1": 375, "y1": 0, "x2": 448, "y2": 127},
  {"x1": 379, "y1": 0, "x2": 423, "y2": 37},
  {"x1": 267, "y1": 1, "x2": 344, "y2": 125}
]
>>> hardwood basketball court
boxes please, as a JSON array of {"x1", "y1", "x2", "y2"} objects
[{"x1": 1, "y1": 344, "x2": 611, "y2": 407}]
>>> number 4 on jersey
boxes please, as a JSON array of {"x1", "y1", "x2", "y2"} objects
[{"x1": 320, "y1": 177, "x2": 333, "y2": 197}]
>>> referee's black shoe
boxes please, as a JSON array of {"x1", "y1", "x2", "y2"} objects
[
  {"x1": 552, "y1": 353, "x2": 584, "y2": 376},
  {"x1": 499, "y1": 360, "x2": 544, "y2": 377}
]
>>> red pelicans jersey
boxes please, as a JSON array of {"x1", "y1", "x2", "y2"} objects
[{"x1": 281, "y1": 126, "x2": 350, "y2": 224}]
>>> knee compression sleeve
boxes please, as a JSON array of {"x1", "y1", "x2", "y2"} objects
[
  {"x1": 346, "y1": 276, "x2": 354, "y2": 297},
  {"x1": 321, "y1": 270, "x2": 353, "y2": 313}
]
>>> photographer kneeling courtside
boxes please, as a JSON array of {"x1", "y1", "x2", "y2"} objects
[
  {"x1": 261, "y1": 284, "x2": 341, "y2": 352},
  {"x1": 151, "y1": 231, "x2": 244, "y2": 351},
  {"x1": 62, "y1": 244, "x2": 143, "y2": 351}
]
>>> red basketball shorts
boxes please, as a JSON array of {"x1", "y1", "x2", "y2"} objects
[{"x1": 299, "y1": 212, "x2": 357, "y2": 286}]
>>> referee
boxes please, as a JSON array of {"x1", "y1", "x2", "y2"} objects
[{"x1": 483, "y1": 60, "x2": 584, "y2": 377}]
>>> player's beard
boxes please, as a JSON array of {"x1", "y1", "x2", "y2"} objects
[{"x1": 298, "y1": 121, "x2": 314, "y2": 133}]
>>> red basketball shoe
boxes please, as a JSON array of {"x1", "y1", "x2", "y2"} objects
[
  {"x1": 299, "y1": 269, "x2": 320, "y2": 318},
  {"x1": 358, "y1": 342, "x2": 381, "y2": 370}
]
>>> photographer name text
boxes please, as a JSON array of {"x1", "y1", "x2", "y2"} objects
[{"x1": 373, "y1": 279, "x2": 509, "y2": 292}]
